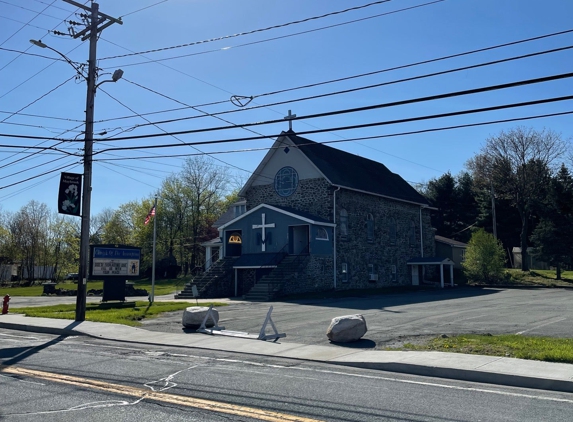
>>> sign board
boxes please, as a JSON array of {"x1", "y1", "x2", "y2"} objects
[{"x1": 91, "y1": 246, "x2": 141, "y2": 277}]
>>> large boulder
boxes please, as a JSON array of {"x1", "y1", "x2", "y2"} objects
[
  {"x1": 326, "y1": 314, "x2": 367, "y2": 343},
  {"x1": 182, "y1": 306, "x2": 219, "y2": 329}
]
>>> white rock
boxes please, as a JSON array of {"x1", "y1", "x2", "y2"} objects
[
  {"x1": 182, "y1": 306, "x2": 219, "y2": 328},
  {"x1": 326, "y1": 314, "x2": 367, "y2": 343}
]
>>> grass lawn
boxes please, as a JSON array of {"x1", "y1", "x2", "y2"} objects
[
  {"x1": 391, "y1": 334, "x2": 573, "y2": 364},
  {"x1": 10, "y1": 301, "x2": 227, "y2": 326},
  {"x1": 491, "y1": 269, "x2": 573, "y2": 287},
  {"x1": 0, "y1": 276, "x2": 189, "y2": 297}
]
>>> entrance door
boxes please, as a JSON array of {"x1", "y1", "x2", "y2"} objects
[
  {"x1": 226, "y1": 231, "x2": 242, "y2": 257},
  {"x1": 289, "y1": 225, "x2": 309, "y2": 255}
]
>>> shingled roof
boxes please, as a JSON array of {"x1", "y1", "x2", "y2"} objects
[{"x1": 286, "y1": 131, "x2": 430, "y2": 206}]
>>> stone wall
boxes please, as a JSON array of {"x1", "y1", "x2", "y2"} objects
[
  {"x1": 334, "y1": 188, "x2": 434, "y2": 289},
  {"x1": 278, "y1": 255, "x2": 334, "y2": 297},
  {"x1": 245, "y1": 178, "x2": 333, "y2": 221},
  {"x1": 244, "y1": 179, "x2": 434, "y2": 293}
]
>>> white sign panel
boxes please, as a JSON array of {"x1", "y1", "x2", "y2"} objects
[{"x1": 92, "y1": 247, "x2": 140, "y2": 276}]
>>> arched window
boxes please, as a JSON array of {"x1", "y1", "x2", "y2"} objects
[
  {"x1": 389, "y1": 218, "x2": 396, "y2": 244},
  {"x1": 339, "y1": 209, "x2": 348, "y2": 239},
  {"x1": 409, "y1": 220, "x2": 416, "y2": 245},
  {"x1": 366, "y1": 213, "x2": 374, "y2": 242},
  {"x1": 316, "y1": 227, "x2": 328, "y2": 240}
]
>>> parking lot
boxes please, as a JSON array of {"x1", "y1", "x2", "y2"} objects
[{"x1": 142, "y1": 286, "x2": 573, "y2": 348}]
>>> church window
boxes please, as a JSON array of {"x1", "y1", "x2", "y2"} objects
[
  {"x1": 234, "y1": 204, "x2": 246, "y2": 218},
  {"x1": 366, "y1": 213, "x2": 374, "y2": 242},
  {"x1": 339, "y1": 209, "x2": 348, "y2": 239},
  {"x1": 316, "y1": 227, "x2": 328, "y2": 240},
  {"x1": 409, "y1": 220, "x2": 417, "y2": 246},
  {"x1": 389, "y1": 218, "x2": 397, "y2": 245},
  {"x1": 274, "y1": 166, "x2": 299, "y2": 197}
]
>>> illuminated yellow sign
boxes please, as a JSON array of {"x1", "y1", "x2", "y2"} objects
[{"x1": 229, "y1": 234, "x2": 242, "y2": 244}]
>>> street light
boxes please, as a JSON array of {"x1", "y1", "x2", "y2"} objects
[{"x1": 30, "y1": 38, "x2": 123, "y2": 321}]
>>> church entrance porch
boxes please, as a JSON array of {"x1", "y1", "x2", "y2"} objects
[{"x1": 289, "y1": 225, "x2": 309, "y2": 255}]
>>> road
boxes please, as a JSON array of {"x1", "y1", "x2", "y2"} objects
[{"x1": 2, "y1": 328, "x2": 573, "y2": 421}]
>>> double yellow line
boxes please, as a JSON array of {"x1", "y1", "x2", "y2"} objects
[{"x1": 1, "y1": 365, "x2": 324, "y2": 422}]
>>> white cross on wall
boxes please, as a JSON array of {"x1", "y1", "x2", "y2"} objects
[
  {"x1": 284, "y1": 109, "x2": 296, "y2": 131},
  {"x1": 252, "y1": 213, "x2": 275, "y2": 252}
]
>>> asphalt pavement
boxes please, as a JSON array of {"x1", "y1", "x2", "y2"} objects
[{"x1": 2, "y1": 287, "x2": 573, "y2": 394}]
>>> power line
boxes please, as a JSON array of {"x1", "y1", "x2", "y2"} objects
[
  {"x1": 121, "y1": 45, "x2": 573, "y2": 131},
  {"x1": 0, "y1": 162, "x2": 79, "y2": 190},
  {"x1": 0, "y1": 110, "x2": 84, "y2": 123},
  {"x1": 120, "y1": 0, "x2": 170, "y2": 18},
  {"x1": 95, "y1": 71, "x2": 573, "y2": 142},
  {"x1": 93, "y1": 26, "x2": 573, "y2": 126},
  {"x1": 98, "y1": 86, "x2": 276, "y2": 181},
  {"x1": 109, "y1": 1, "x2": 444, "y2": 68},
  {"x1": 0, "y1": 0, "x2": 57, "y2": 47},
  {"x1": 101, "y1": 0, "x2": 395, "y2": 61},
  {"x1": 4, "y1": 71, "x2": 573, "y2": 145},
  {"x1": 92, "y1": 97, "x2": 573, "y2": 153},
  {"x1": 0, "y1": 46, "x2": 70, "y2": 62},
  {"x1": 0, "y1": 14, "x2": 52, "y2": 31},
  {"x1": 0, "y1": 0, "x2": 63, "y2": 21},
  {"x1": 0, "y1": 75, "x2": 76, "y2": 124},
  {"x1": 0, "y1": 122, "x2": 83, "y2": 170},
  {"x1": 91, "y1": 109, "x2": 573, "y2": 160}
]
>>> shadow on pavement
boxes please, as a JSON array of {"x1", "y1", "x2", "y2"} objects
[
  {"x1": 278, "y1": 286, "x2": 502, "y2": 310},
  {"x1": 329, "y1": 339, "x2": 376, "y2": 349}
]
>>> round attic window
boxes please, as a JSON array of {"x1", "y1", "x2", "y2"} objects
[{"x1": 274, "y1": 166, "x2": 298, "y2": 197}]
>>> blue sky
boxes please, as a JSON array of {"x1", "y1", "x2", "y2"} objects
[{"x1": 1, "y1": 0, "x2": 572, "y2": 216}]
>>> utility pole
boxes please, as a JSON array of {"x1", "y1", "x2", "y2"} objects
[{"x1": 62, "y1": 0, "x2": 122, "y2": 321}]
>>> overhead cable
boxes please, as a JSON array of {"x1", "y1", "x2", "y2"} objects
[{"x1": 101, "y1": 0, "x2": 395, "y2": 60}]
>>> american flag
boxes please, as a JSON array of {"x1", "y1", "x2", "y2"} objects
[{"x1": 144, "y1": 206, "x2": 156, "y2": 225}]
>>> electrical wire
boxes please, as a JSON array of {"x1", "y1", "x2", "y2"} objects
[
  {"x1": 0, "y1": 75, "x2": 76, "y2": 124},
  {"x1": 0, "y1": 162, "x2": 79, "y2": 190},
  {"x1": 92, "y1": 71, "x2": 573, "y2": 142},
  {"x1": 109, "y1": 1, "x2": 444, "y2": 68},
  {"x1": 0, "y1": 14, "x2": 51, "y2": 31},
  {"x1": 92, "y1": 109, "x2": 573, "y2": 160},
  {"x1": 121, "y1": 45, "x2": 573, "y2": 131},
  {"x1": 0, "y1": 0, "x2": 63, "y2": 21},
  {"x1": 0, "y1": 122, "x2": 83, "y2": 169},
  {"x1": 97, "y1": 87, "x2": 276, "y2": 181},
  {"x1": 120, "y1": 0, "x2": 170, "y2": 18},
  {"x1": 101, "y1": 98, "x2": 573, "y2": 153},
  {"x1": 0, "y1": 110, "x2": 84, "y2": 123},
  {"x1": 94, "y1": 26, "x2": 573, "y2": 126},
  {"x1": 102, "y1": 0, "x2": 395, "y2": 61}
]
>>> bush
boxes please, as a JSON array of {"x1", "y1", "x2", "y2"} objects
[{"x1": 463, "y1": 229, "x2": 506, "y2": 283}]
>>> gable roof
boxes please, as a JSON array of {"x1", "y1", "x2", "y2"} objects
[
  {"x1": 217, "y1": 203, "x2": 336, "y2": 231},
  {"x1": 435, "y1": 235, "x2": 468, "y2": 248},
  {"x1": 285, "y1": 131, "x2": 430, "y2": 206}
]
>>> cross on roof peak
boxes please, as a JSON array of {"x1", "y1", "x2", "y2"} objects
[{"x1": 284, "y1": 109, "x2": 296, "y2": 131}]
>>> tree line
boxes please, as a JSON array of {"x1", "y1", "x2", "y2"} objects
[
  {"x1": 0, "y1": 157, "x2": 238, "y2": 283},
  {"x1": 422, "y1": 126, "x2": 572, "y2": 276},
  {"x1": 1, "y1": 127, "x2": 571, "y2": 283}
]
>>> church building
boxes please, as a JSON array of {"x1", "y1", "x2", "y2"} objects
[{"x1": 187, "y1": 130, "x2": 440, "y2": 300}]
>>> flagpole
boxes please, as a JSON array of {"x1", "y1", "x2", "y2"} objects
[{"x1": 151, "y1": 196, "x2": 157, "y2": 303}]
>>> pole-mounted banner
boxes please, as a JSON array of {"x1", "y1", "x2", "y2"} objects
[{"x1": 58, "y1": 172, "x2": 82, "y2": 216}]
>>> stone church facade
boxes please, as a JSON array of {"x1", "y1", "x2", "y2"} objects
[{"x1": 193, "y1": 131, "x2": 436, "y2": 299}]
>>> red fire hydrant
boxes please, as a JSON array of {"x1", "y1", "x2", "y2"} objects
[{"x1": 2, "y1": 294, "x2": 9, "y2": 314}]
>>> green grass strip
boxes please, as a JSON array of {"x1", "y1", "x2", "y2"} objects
[
  {"x1": 10, "y1": 301, "x2": 226, "y2": 326},
  {"x1": 396, "y1": 334, "x2": 573, "y2": 364}
]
